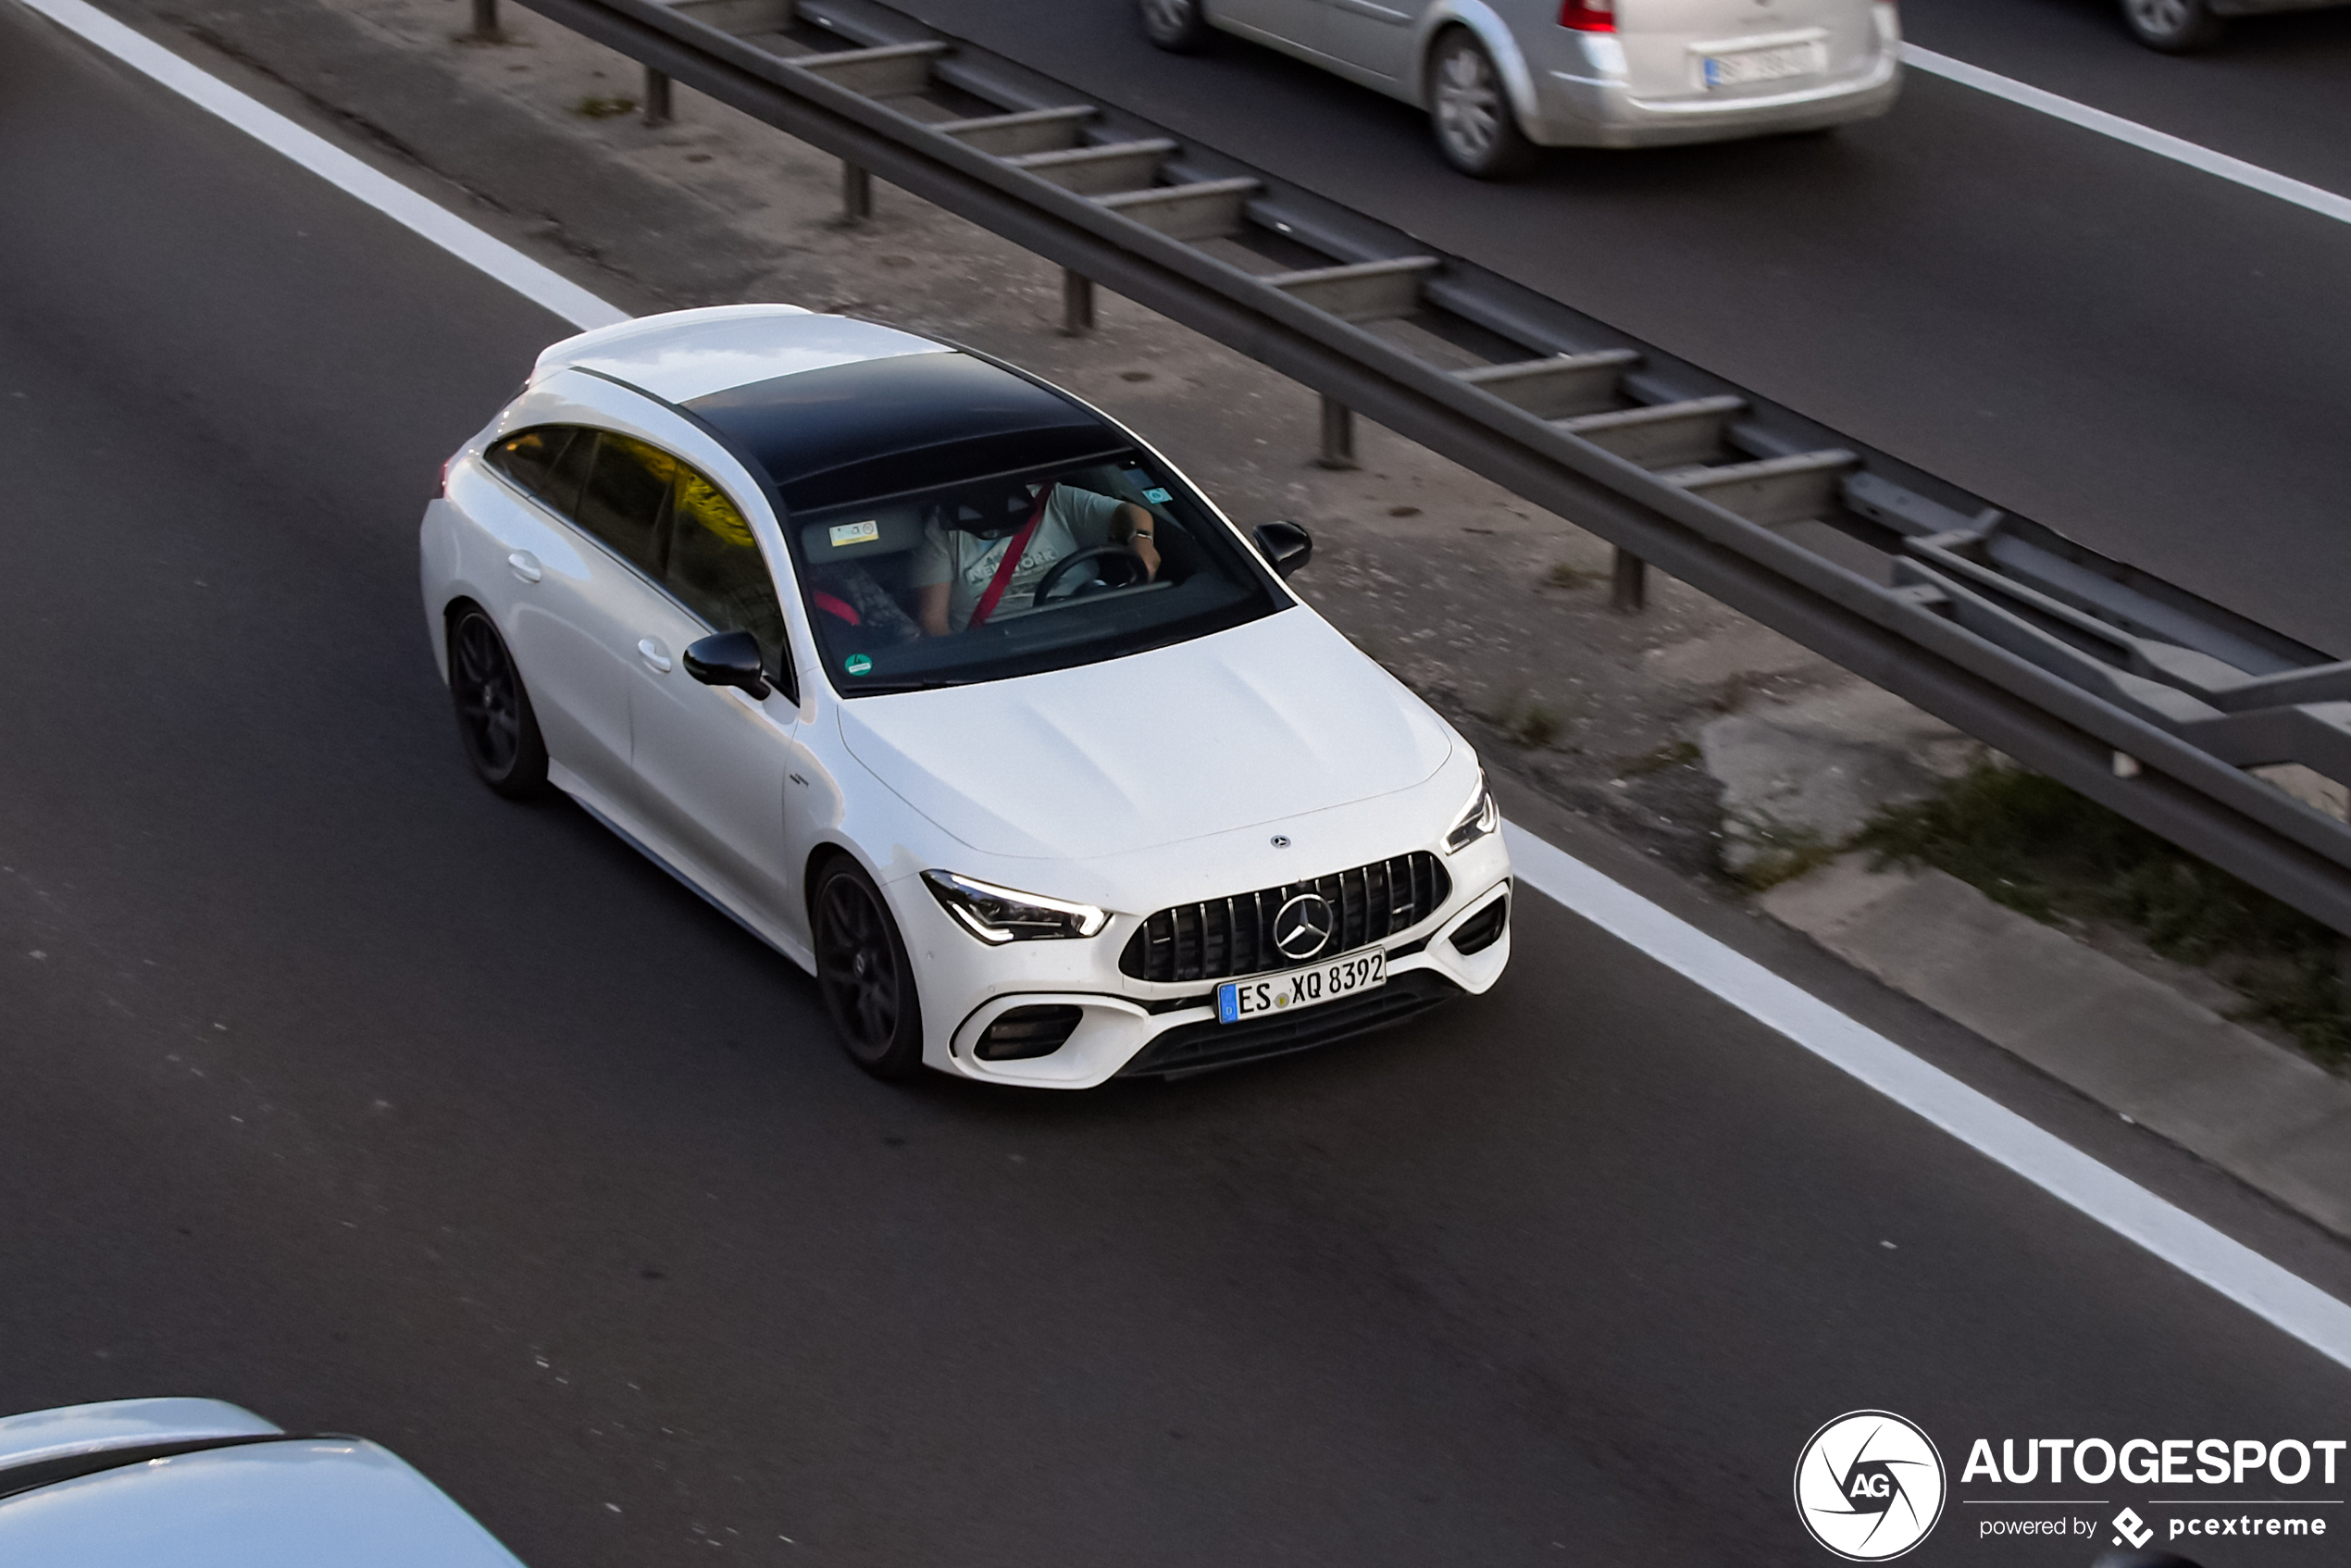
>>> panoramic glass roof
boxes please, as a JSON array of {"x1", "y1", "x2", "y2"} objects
[{"x1": 687, "y1": 351, "x2": 1127, "y2": 514}]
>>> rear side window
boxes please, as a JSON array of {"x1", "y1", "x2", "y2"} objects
[
  {"x1": 573, "y1": 433, "x2": 677, "y2": 575},
  {"x1": 486, "y1": 429, "x2": 573, "y2": 495},
  {"x1": 665, "y1": 467, "x2": 791, "y2": 688}
]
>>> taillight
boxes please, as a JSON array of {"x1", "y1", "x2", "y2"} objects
[
  {"x1": 439, "y1": 454, "x2": 454, "y2": 497},
  {"x1": 1560, "y1": 0, "x2": 1614, "y2": 30}
]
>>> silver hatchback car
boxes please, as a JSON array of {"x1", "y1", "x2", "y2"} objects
[{"x1": 1141, "y1": 0, "x2": 1903, "y2": 176}]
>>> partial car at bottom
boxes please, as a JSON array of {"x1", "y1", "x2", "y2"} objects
[
  {"x1": 1139, "y1": 0, "x2": 1903, "y2": 176},
  {"x1": 0, "y1": 1399, "x2": 523, "y2": 1567},
  {"x1": 420, "y1": 305, "x2": 1511, "y2": 1089}
]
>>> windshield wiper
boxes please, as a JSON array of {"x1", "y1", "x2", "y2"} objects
[{"x1": 842, "y1": 678, "x2": 967, "y2": 694}]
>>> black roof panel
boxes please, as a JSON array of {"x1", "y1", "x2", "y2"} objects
[{"x1": 685, "y1": 351, "x2": 1127, "y2": 514}]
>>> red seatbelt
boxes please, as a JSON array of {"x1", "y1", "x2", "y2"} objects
[{"x1": 967, "y1": 485, "x2": 1051, "y2": 629}]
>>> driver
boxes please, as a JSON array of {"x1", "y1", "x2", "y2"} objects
[{"x1": 911, "y1": 479, "x2": 1160, "y2": 636}]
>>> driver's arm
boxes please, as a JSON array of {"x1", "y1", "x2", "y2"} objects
[
  {"x1": 917, "y1": 581, "x2": 952, "y2": 638},
  {"x1": 1111, "y1": 502, "x2": 1161, "y2": 579}
]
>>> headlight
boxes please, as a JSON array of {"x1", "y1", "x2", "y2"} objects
[
  {"x1": 1445, "y1": 773, "x2": 1499, "y2": 853},
  {"x1": 921, "y1": 870, "x2": 1110, "y2": 944}
]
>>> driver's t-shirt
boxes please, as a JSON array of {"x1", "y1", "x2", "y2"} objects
[{"x1": 908, "y1": 485, "x2": 1126, "y2": 632}]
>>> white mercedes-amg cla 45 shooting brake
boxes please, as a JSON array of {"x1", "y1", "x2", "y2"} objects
[{"x1": 419, "y1": 305, "x2": 1512, "y2": 1087}]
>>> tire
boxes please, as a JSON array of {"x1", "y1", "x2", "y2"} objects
[
  {"x1": 813, "y1": 858, "x2": 927, "y2": 1080},
  {"x1": 1138, "y1": 0, "x2": 1212, "y2": 52},
  {"x1": 447, "y1": 606, "x2": 549, "y2": 799},
  {"x1": 2120, "y1": 0, "x2": 2224, "y2": 51},
  {"x1": 1427, "y1": 30, "x2": 1536, "y2": 180}
]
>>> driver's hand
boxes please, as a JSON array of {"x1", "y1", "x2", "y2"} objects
[{"x1": 1118, "y1": 503, "x2": 1162, "y2": 579}]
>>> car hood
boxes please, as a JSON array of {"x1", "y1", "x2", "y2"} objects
[{"x1": 837, "y1": 608, "x2": 1455, "y2": 860}]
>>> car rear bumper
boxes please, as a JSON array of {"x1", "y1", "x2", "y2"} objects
[{"x1": 1532, "y1": 54, "x2": 1900, "y2": 147}]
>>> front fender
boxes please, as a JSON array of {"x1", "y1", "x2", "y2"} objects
[{"x1": 1413, "y1": 2, "x2": 1541, "y2": 136}]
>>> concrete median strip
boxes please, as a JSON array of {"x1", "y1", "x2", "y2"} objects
[{"x1": 1763, "y1": 855, "x2": 2351, "y2": 1243}]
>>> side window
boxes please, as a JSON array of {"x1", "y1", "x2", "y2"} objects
[
  {"x1": 486, "y1": 426, "x2": 586, "y2": 512},
  {"x1": 572, "y1": 432, "x2": 677, "y2": 575},
  {"x1": 665, "y1": 465, "x2": 793, "y2": 690}
]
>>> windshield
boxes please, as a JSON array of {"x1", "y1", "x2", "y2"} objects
[{"x1": 784, "y1": 451, "x2": 1287, "y2": 694}]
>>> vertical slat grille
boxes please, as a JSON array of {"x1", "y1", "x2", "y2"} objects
[{"x1": 1119, "y1": 852, "x2": 1451, "y2": 982}]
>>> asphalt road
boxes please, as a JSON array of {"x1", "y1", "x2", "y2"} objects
[
  {"x1": 888, "y1": 0, "x2": 2351, "y2": 661},
  {"x1": 6, "y1": 7, "x2": 2351, "y2": 1567}
]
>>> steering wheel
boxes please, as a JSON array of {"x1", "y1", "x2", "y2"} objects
[{"x1": 1034, "y1": 545, "x2": 1148, "y2": 604}]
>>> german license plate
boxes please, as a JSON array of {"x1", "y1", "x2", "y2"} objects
[
  {"x1": 1217, "y1": 951, "x2": 1386, "y2": 1025},
  {"x1": 1700, "y1": 42, "x2": 1826, "y2": 90}
]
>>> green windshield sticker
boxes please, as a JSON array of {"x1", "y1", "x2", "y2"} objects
[
  {"x1": 843, "y1": 653, "x2": 873, "y2": 676},
  {"x1": 1143, "y1": 488, "x2": 1172, "y2": 504}
]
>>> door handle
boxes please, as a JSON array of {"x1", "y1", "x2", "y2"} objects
[
  {"x1": 637, "y1": 637, "x2": 673, "y2": 674},
  {"x1": 507, "y1": 551, "x2": 542, "y2": 584}
]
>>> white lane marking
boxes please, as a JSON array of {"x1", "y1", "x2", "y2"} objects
[
  {"x1": 15, "y1": 0, "x2": 628, "y2": 330},
  {"x1": 1505, "y1": 822, "x2": 2351, "y2": 1372},
  {"x1": 1904, "y1": 44, "x2": 2351, "y2": 229},
  {"x1": 26, "y1": 0, "x2": 2351, "y2": 1376}
]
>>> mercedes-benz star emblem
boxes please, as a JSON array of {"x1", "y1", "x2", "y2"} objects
[{"x1": 1272, "y1": 892, "x2": 1336, "y2": 961}]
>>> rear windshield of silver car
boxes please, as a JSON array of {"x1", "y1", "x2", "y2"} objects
[{"x1": 777, "y1": 449, "x2": 1286, "y2": 693}]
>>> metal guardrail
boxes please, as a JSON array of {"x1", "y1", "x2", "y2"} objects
[{"x1": 501, "y1": 0, "x2": 2351, "y2": 934}]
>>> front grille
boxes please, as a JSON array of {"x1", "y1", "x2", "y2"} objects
[
  {"x1": 1118, "y1": 852, "x2": 1451, "y2": 984},
  {"x1": 1120, "y1": 970, "x2": 1461, "y2": 1078}
]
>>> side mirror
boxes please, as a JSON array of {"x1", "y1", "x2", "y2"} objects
[
  {"x1": 1253, "y1": 520, "x2": 1312, "y2": 578},
  {"x1": 683, "y1": 630, "x2": 770, "y2": 699}
]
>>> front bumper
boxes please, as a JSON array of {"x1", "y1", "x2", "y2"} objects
[{"x1": 889, "y1": 830, "x2": 1512, "y2": 1089}]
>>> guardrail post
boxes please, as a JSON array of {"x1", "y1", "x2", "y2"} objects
[
  {"x1": 1317, "y1": 395, "x2": 1356, "y2": 470},
  {"x1": 1611, "y1": 547, "x2": 1648, "y2": 613},
  {"x1": 1062, "y1": 269, "x2": 1095, "y2": 336},
  {"x1": 642, "y1": 66, "x2": 673, "y2": 127},
  {"x1": 467, "y1": 0, "x2": 501, "y2": 40},
  {"x1": 841, "y1": 161, "x2": 873, "y2": 223}
]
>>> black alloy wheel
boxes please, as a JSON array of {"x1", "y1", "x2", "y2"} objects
[
  {"x1": 814, "y1": 859, "x2": 926, "y2": 1079},
  {"x1": 1138, "y1": 0, "x2": 1213, "y2": 52},
  {"x1": 2121, "y1": 0, "x2": 2224, "y2": 50},
  {"x1": 448, "y1": 607, "x2": 549, "y2": 799}
]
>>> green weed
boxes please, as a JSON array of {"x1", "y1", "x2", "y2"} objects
[
  {"x1": 1621, "y1": 739, "x2": 1701, "y2": 778},
  {"x1": 1493, "y1": 693, "x2": 1561, "y2": 750},
  {"x1": 1859, "y1": 765, "x2": 2351, "y2": 1065}
]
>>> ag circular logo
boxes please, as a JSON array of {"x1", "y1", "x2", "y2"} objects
[
  {"x1": 1794, "y1": 1411, "x2": 1946, "y2": 1561},
  {"x1": 1272, "y1": 892, "x2": 1335, "y2": 960}
]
